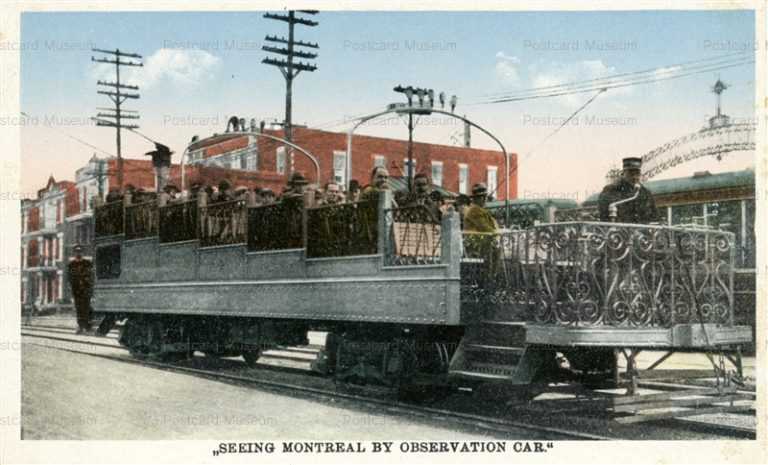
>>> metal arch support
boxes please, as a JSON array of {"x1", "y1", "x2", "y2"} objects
[
  {"x1": 640, "y1": 122, "x2": 756, "y2": 181},
  {"x1": 346, "y1": 107, "x2": 512, "y2": 224},
  {"x1": 181, "y1": 131, "x2": 321, "y2": 191}
]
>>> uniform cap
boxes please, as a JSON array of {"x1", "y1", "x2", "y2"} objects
[{"x1": 622, "y1": 157, "x2": 643, "y2": 170}]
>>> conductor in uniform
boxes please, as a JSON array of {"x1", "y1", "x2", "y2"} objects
[
  {"x1": 68, "y1": 245, "x2": 93, "y2": 334},
  {"x1": 597, "y1": 157, "x2": 659, "y2": 224}
]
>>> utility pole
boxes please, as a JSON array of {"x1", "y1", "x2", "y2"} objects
[
  {"x1": 262, "y1": 10, "x2": 318, "y2": 175},
  {"x1": 393, "y1": 85, "x2": 438, "y2": 192},
  {"x1": 92, "y1": 48, "x2": 143, "y2": 191}
]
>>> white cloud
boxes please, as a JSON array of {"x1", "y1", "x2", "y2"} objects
[
  {"x1": 495, "y1": 50, "x2": 521, "y2": 86},
  {"x1": 91, "y1": 48, "x2": 221, "y2": 90},
  {"x1": 528, "y1": 59, "x2": 631, "y2": 106}
]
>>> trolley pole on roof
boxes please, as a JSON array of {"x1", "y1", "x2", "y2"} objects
[
  {"x1": 91, "y1": 48, "x2": 143, "y2": 192},
  {"x1": 262, "y1": 10, "x2": 319, "y2": 176}
]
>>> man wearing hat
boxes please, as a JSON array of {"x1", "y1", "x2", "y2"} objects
[
  {"x1": 463, "y1": 183, "x2": 502, "y2": 278},
  {"x1": 463, "y1": 183, "x2": 499, "y2": 233},
  {"x1": 597, "y1": 157, "x2": 659, "y2": 223},
  {"x1": 67, "y1": 245, "x2": 93, "y2": 334},
  {"x1": 284, "y1": 172, "x2": 309, "y2": 199}
]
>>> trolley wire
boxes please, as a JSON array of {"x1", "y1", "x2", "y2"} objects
[
  {"x1": 472, "y1": 57, "x2": 753, "y2": 105},
  {"x1": 478, "y1": 51, "x2": 753, "y2": 100}
]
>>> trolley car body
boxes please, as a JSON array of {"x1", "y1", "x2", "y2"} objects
[{"x1": 91, "y1": 188, "x2": 752, "y2": 391}]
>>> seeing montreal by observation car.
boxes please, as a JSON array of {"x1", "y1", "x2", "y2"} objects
[{"x1": 88, "y1": 109, "x2": 752, "y2": 411}]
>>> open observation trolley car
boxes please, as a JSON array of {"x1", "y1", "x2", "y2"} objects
[{"x1": 90, "y1": 132, "x2": 750, "y2": 409}]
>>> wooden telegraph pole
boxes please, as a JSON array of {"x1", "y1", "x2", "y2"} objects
[
  {"x1": 262, "y1": 10, "x2": 318, "y2": 175},
  {"x1": 92, "y1": 48, "x2": 143, "y2": 191}
]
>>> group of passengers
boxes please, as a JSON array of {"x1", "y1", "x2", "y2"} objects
[{"x1": 102, "y1": 163, "x2": 499, "y2": 238}]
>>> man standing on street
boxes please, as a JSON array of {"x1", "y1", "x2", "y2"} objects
[
  {"x1": 68, "y1": 245, "x2": 93, "y2": 334},
  {"x1": 597, "y1": 157, "x2": 659, "y2": 223}
]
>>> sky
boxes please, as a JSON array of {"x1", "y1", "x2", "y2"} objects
[{"x1": 17, "y1": 10, "x2": 757, "y2": 200}]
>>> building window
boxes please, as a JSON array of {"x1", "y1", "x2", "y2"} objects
[
  {"x1": 486, "y1": 166, "x2": 498, "y2": 200},
  {"x1": 671, "y1": 203, "x2": 704, "y2": 226},
  {"x1": 276, "y1": 147, "x2": 287, "y2": 174},
  {"x1": 246, "y1": 147, "x2": 258, "y2": 171},
  {"x1": 431, "y1": 161, "x2": 443, "y2": 187},
  {"x1": 458, "y1": 164, "x2": 469, "y2": 194},
  {"x1": 333, "y1": 151, "x2": 347, "y2": 186},
  {"x1": 57, "y1": 233, "x2": 64, "y2": 261},
  {"x1": 373, "y1": 155, "x2": 386, "y2": 168}
]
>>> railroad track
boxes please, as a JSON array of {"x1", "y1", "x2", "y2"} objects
[
  {"x1": 21, "y1": 327, "x2": 606, "y2": 440},
  {"x1": 21, "y1": 327, "x2": 755, "y2": 440}
]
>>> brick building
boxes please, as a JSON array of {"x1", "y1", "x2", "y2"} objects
[
  {"x1": 21, "y1": 176, "x2": 76, "y2": 312},
  {"x1": 20, "y1": 154, "x2": 267, "y2": 314},
  {"x1": 186, "y1": 126, "x2": 517, "y2": 199}
]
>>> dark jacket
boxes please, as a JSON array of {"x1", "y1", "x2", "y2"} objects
[
  {"x1": 68, "y1": 258, "x2": 94, "y2": 297},
  {"x1": 597, "y1": 179, "x2": 659, "y2": 224}
]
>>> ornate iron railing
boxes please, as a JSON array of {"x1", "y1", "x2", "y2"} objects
[
  {"x1": 306, "y1": 196, "x2": 378, "y2": 258},
  {"x1": 125, "y1": 200, "x2": 159, "y2": 240},
  {"x1": 554, "y1": 206, "x2": 599, "y2": 222},
  {"x1": 199, "y1": 200, "x2": 247, "y2": 247},
  {"x1": 247, "y1": 198, "x2": 304, "y2": 252},
  {"x1": 159, "y1": 200, "x2": 198, "y2": 243},
  {"x1": 385, "y1": 205, "x2": 442, "y2": 266},
  {"x1": 94, "y1": 200, "x2": 124, "y2": 237},
  {"x1": 461, "y1": 222, "x2": 734, "y2": 328}
]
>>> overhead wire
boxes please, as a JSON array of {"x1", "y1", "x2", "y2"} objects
[
  {"x1": 485, "y1": 88, "x2": 607, "y2": 199},
  {"x1": 20, "y1": 111, "x2": 116, "y2": 157},
  {"x1": 478, "y1": 50, "x2": 753, "y2": 100},
  {"x1": 472, "y1": 57, "x2": 753, "y2": 105}
]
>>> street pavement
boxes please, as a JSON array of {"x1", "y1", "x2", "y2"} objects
[{"x1": 21, "y1": 342, "x2": 497, "y2": 440}]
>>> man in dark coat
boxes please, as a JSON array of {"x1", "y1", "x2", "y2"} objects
[
  {"x1": 404, "y1": 173, "x2": 442, "y2": 221},
  {"x1": 597, "y1": 157, "x2": 659, "y2": 223},
  {"x1": 68, "y1": 245, "x2": 93, "y2": 334}
]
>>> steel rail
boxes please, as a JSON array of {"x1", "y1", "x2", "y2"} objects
[
  {"x1": 22, "y1": 329, "x2": 755, "y2": 440},
  {"x1": 22, "y1": 331, "x2": 607, "y2": 441}
]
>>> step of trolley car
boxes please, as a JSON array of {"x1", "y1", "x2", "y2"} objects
[
  {"x1": 464, "y1": 344, "x2": 525, "y2": 365},
  {"x1": 465, "y1": 321, "x2": 527, "y2": 347}
]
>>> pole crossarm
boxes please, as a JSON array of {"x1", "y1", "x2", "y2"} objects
[
  {"x1": 97, "y1": 107, "x2": 138, "y2": 113},
  {"x1": 261, "y1": 45, "x2": 318, "y2": 60},
  {"x1": 92, "y1": 48, "x2": 142, "y2": 59},
  {"x1": 262, "y1": 57, "x2": 317, "y2": 72},
  {"x1": 91, "y1": 57, "x2": 143, "y2": 67},
  {"x1": 98, "y1": 112, "x2": 139, "y2": 119},
  {"x1": 265, "y1": 35, "x2": 319, "y2": 48},
  {"x1": 97, "y1": 80, "x2": 139, "y2": 90},
  {"x1": 97, "y1": 90, "x2": 140, "y2": 99},
  {"x1": 345, "y1": 107, "x2": 512, "y2": 224},
  {"x1": 96, "y1": 121, "x2": 139, "y2": 130},
  {"x1": 263, "y1": 12, "x2": 318, "y2": 27}
]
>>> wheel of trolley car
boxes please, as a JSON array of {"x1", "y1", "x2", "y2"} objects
[
  {"x1": 241, "y1": 348, "x2": 261, "y2": 368},
  {"x1": 561, "y1": 348, "x2": 617, "y2": 388},
  {"x1": 119, "y1": 315, "x2": 161, "y2": 359},
  {"x1": 332, "y1": 328, "x2": 454, "y2": 401}
]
